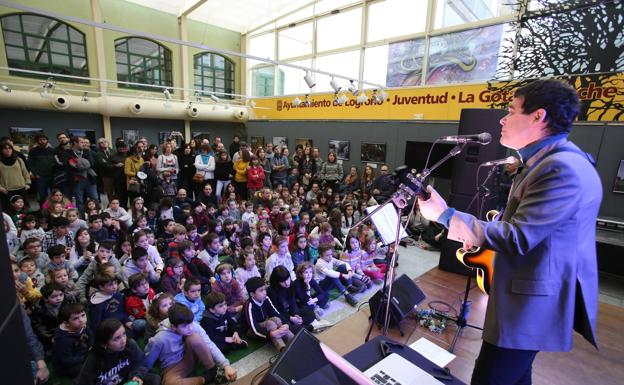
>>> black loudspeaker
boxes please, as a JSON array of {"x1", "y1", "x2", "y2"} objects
[
  {"x1": 368, "y1": 274, "x2": 426, "y2": 327},
  {"x1": 260, "y1": 329, "x2": 357, "y2": 385},
  {"x1": 450, "y1": 108, "x2": 508, "y2": 196},
  {"x1": 439, "y1": 108, "x2": 507, "y2": 276}
]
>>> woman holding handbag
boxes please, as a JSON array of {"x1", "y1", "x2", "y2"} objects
[{"x1": 193, "y1": 143, "x2": 215, "y2": 199}]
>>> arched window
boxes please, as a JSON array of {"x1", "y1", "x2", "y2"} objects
[
  {"x1": 115, "y1": 37, "x2": 172, "y2": 91},
  {"x1": 0, "y1": 13, "x2": 89, "y2": 82},
  {"x1": 194, "y1": 52, "x2": 235, "y2": 99}
]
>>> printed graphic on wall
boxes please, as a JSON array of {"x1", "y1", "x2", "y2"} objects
[
  {"x1": 159, "y1": 131, "x2": 183, "y2": 148},
  {"x1": 122, "y1": 129, "x2": 140, "y2": 146},
  {"x1": 295, "y1": 138, "x2": 313, "y2": 149},
  {"x1": 250, "y1": 136, "x2": 265, "y2": 149},
  {"x1": 361, "y1": 143, "x2": 386, "y2": 164},
  {"x1": 9, "y1": 127, "x2": 43, "y2": 146},
  {"x1": 614, "y1": 160, "x2": 624, "y2": 194},
  {"x1": 272, "y1": 136, "x2": 288, "y2": 148},
  {"x1": 329, "y1": 140, "x2": 350, "y2": 161}
]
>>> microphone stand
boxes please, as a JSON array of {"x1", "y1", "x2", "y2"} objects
[
  {"x1": 358, "y1": 143, "x2": 466, "y2": 342},
  {"x1": 437, "y1": 164, "x2": 499, "y2": 353}
]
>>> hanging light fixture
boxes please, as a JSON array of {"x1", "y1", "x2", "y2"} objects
[
  {"x1": 356, "y1": 91, "x2": 368, "y2": 104},
  {"x1": 81, "y1": 91, "x2": 89, "y2": 102},
  {"x1": 163, "y1": 88, "x2": 172, "y2": 107},
  {"x1": 293, "y1": 96, "x2": 302, "y2": 107},
  {"x1": 209, "y1": 92, "x2": 220, "y2": 103},
  {"x1": 303, "y1": 71, "x2": 316, "y2": 88},
  {"x1": 40, "y1": 78, "x2": 55, "y2": 98},
  {"x1": 194, "y1": 90, "x2": 203, "y2": 102},
  {"x1": 334, "y1": 92, "x2": 347, "y2": 105},
  {"x1": 347, "y1": 80, "x2": 359, "y2": 96},
  {"x1": 330, "y1": 77, "x2": 341, "y2": 93},
  {"x1": 1, "y1": 84, "x2": 11, "y2": 93}
]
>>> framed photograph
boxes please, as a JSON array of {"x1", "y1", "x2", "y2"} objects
[
  {"x1": 250, "y1": 136, "x2": 265, "y2": 149},
  {"x1": 614, "y1": 160, "x2": 624, "y2": 194},
  {"x1": 159, "y1": 131, "x2": 183, "y2": 148},
  {"x1": 122, "y1": 129, "x2": 140, "y2": 146},
  {"x1": 295, "y1": 138, "x2": 313, "y2": 149},
  {"x1": 361, "y1": 142, "x2": 387, "y2": 164},
  {"x1": 9, "y1": 127, "x2": 44, "y2": 146},
  {"x1": 329, "y1": 140, "x2": 350, "y2": 161},
  {"x1": 272, "y1": 136, "x2": 288, "y2": 148},
  {"x1": 68, "y1": 129, "x2": 96, "y2": 145}
]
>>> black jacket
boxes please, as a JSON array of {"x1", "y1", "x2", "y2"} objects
[
  {"x1": 74, "y1": 338, "x2": 148, "y2": 385},
  {"x1": 267, "y1": 285, "x2": 300, "y2": 317},
  {"x1": 51, "y1": 326, "x2": 93, "y2": 373},
  {"x1": 242, "y1": 297, "x2": 285, "y2": 339},
  {"x1": 30, "y1": 300, "x2": 64, "y2": 350},
  {"x1": 215, "y1": 160, "x2": 234, "y2": 181},
  {"x1": 200, "y1": 310, "x2": 240, "y2": 348},
  {"x1": 28, "y1": 145, "x2": 56, "y2": 178},
  {"x1": 293, "y1": 278, "x2": 326, "y2": 308}
]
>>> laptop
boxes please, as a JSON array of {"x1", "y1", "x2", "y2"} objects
[{"x1": 320, "y1": 342, "x2": 443, "y2": 385}]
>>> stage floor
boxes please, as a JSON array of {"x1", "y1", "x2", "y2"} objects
[{"x1": 233, "y1": 268, "x2": 624, "y2": 385}]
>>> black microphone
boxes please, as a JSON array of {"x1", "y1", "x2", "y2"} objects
[
  {"x1": 439, "y1": 132, "x2": 492, "y2": 145},
  {"x1": 481, "y1": 156, "x2": 518, "y2": 167}
]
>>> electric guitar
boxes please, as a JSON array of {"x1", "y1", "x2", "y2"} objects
[{"x1": 455, "y1": 210, "x2": 498, "y2": 295}]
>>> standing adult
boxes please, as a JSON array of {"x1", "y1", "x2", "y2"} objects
[
  {"x1": 229, "y1": 135, "x2": 241, "y2": 158},
  {"x1": 297, "y1": 146, "x2": 316, "y2": 189},
  {"x1": 94, "y1": 138, "x2": 115, "y2": 204},
  {"x1": 319, "y1": 152, "x2": 343, "y2": 191},
  {"x1": 256, "y1": 147, "x2": 272, "y2": 188},
  {"x1": 233, "y1": 148, "x2": 251, "y2": 201},
  {"x1": 109, "y1": 139, "x2": 129, "y2": 208},
  {"x1": 64, "y1": 137, "x2": 99, "y2": 213},
  {"x1": 311, "y1": 147, "x2": 324, "y2": 184},
  {"x1": 214, "y1": 150, "x2": 234, "y2": 203},
  {"x1": 178, "y1": 143, "x2": 196, "y2": 194},
  {"x1": 124, "y1": 142, "x2": 145, "y2": 205},
  {"x1": 145, "y1": 144, "x2": 159, "y2": 173},
  {"x1": 194, "y1": 143, "x2": 215, "y2": 199},
  {"x1": 27, "y1": 134, "x2": 56, "y2": 205},
  {"x1": 418, "y1": 79, "x2": 602, "y2": 385},
  {"x1": 53, "y1": 131, "x2": 71, "y2": 195},
  {"x1": 157, "y1": 142, "x2": 179, "y2": 185},
  {"x1": 270, "y1": 146, "x2": 289, "y2": 188},
  {"x1": 0, "y1": 142, "x2": 30, "y2": 211}
]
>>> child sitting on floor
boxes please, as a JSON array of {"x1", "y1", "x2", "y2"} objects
[
  {"x1": 265, "y1": 236, "x2": 295, "y2": 281},
  {"x1": 30, "y1": 282, "x2": 67, "y2": 352},
  {"x1": 200, "y1": 291, "x2": 247, "y2": 354},
  {"x1": 143, "y1": 303, "x2": 237, "y2": 385},
  {"x1": 88, "y1": 272, "x2": 130, "y2": 333},
  {"x1": 145, "y1": 292, "x2": 174, "y2": 340},
  {"x1": 235, "y1": 250, "x2": 261, "y2": 288},
  {"x1": 174, "y1": 278, "x2": 205, "y2": 323},
  {"x1": 124, "y1": 273, "x2": 156, "y2": 336},
  {"x1": 211, "y1": 263, "x2": 246, "y2": 317},
  {"x1": 314, "y1": 244, "x2": 358, "y2": 307},
  {"x1": 160, "y1": 257, "x2": 185, "y2": 295},
  {"x1": 52, "y1": 303, "x2": 93, "y2": 377},
  {"x1": 294, "y1": 261, "x2": 329, "y2": 319}
]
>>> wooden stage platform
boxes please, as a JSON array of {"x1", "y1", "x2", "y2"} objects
[{"x1": 233, "y1": 268, "x2": 624, "y2": 385}]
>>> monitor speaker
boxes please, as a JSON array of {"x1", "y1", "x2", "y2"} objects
[{"x1": 368, "y1": 274, "x2": 425, "y2": 327}]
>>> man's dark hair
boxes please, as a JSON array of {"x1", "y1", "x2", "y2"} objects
[
  {"x1": 59, "y1": 303, "x2": 85, "y2": 323},
  {"x1": 514, "y1": 79, "x2": 580, "y2": 135},
  {"x1": 204, "y1": 291, "x2": 226, "y2": 310},
  {"x1": 168, "y1": 303, "x2": 194, "y2": 326},
  {"x1": 47, "y1": 244, "x2": 66, "y2": 259},
  {"x1": 131, "y1": 246, "x2": 148, "y2": 260}
]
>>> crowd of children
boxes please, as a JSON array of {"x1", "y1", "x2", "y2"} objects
[{"x1": 4, "y1": 134, "x2": 409, "y2": 385}]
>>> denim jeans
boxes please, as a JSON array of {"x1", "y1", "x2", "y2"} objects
[
  {"x1": 319, "y1": 264, "x2": 351, "y2": 293},
  {"x1": 73, "y1": 179, "x2": 99, "y2": 213},
  {"x1": 216, "y1": 179, "x2": 231, "y2": 202},
  {"x1": 132, "y1": 318, "x2": 147, "y2": 335},
  {"x1": 32, "y1": 176, "x2": 53, "y2": 204}
]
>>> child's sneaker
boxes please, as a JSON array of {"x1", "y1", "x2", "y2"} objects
[
  {"x1": 314, "y1": 307, "x2": 324, "y2": 320},
  {"x1": 345, "y1": 293, "x2": 358, "y2": 307}
]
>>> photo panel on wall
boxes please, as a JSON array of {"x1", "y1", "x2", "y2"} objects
[
  {"x1": 272, "y1": 136, "x2": 288, "y2": 149},
  {"x1": 251, "y1": 136, "x2": 265, "y2": 149},
  {"x1": 361, "y1": 142, "x2": 386, "y2": 164},
  {"x1": 614, "y1": 160, "x2": 624, "y2": 194},
  {"x1": 295, "y1": 138, "x2": 313, "y2": 149},
  {"x1": 122, "y1": 129, "x2": 140, "y2": 146},
  {"x1": 329, "y1": 140, "x2": 350, "y2": 161}
]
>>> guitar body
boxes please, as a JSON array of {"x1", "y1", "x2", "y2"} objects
[{"x1": 455, "y1": 210, "x2": 498, "y2": 295}]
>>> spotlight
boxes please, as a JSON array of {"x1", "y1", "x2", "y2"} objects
[
  {"x1": 81, "y1": 91, "x2": 89, "y2": 102},
  {"x1": 304, "y1": 94, "x2": 311, "y2": 107},
  {"x1": 330, "y1": 77, "x2": 341, "y2": 93},
  {"x1": 334, "y1": 92, "x2": 347, "y2": 106},
  {"x1": 304, "y1": 72, "x2": 316, "y2": 88},
  {"x1": 1, "y1": 84, "x2": 11, "y2": 93},
  {"x1": 356, "y1": 91, "x2": 368, "y2": 104},
  {"x1": 347, "y1": 80, "x2": 359, "y2": 96},
  {"x1": 209, "y1": 93, "x2": 219, "y2": 103},
  {"x1": 372, "y1": 89, "x2": 385, "y2": 104},
  {"x1": 40, "y1": 78, "x2": 55, "y2": 98},
  {"x1": 293, "y1": 96, "x2": 302, "y2": 107},
  {"x1": 163, "y1": 89, "x2": 172, "y2": 100},
  {"x1": 194, "y1": 90, "x2": 203, "y2": 102}
]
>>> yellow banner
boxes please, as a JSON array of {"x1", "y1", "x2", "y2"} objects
[{"x1": 251, "y1": 74, "x2": 623, "y2": 122}]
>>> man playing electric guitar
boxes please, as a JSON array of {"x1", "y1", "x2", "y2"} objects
[{"x1": 418, "y1": 79, "x2": 602, "y2": 385}]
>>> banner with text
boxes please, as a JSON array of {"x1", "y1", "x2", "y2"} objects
[{"x1": 250, "y1": 73, "x2": 623, "y2": 122}]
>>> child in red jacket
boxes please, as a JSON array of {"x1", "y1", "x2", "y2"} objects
[
  {"x1": 247, "y1": 156, "x2": 265, "y2": 197},
  {"x1": 124, "y1": 273, "x2": 155, "y2": 337}
]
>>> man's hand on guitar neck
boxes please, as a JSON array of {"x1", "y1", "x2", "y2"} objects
[{"x1": 417, "y1": 185, "x2": 449, "y2": 224}]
